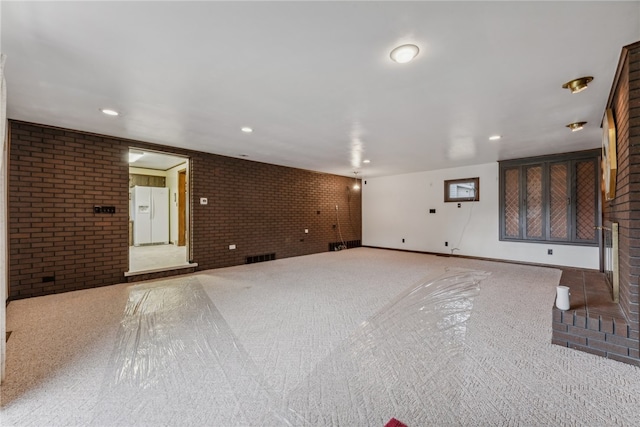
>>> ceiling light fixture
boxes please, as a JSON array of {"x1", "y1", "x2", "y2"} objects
[
  {"x1": 128, "y1": 150, "x2": 144, "y2": 163},
  {"x1": 101, "y1": 108, "x2": 119, "y2": 116},
  {"x1": 363, "y1": 159, "x2": 371, "y2": 164},
  {"x1": 241, "y1": 127, "x2": 253, "y2": 133},
  {"x1": 390, "y1": 44, "x2": 419, "y2": 64},
  {"x1": 566, "y1": 122, "x2": 587, "y2": 132},
  {"x1": 489, "y1": 135, "x2": 501, "y2": 141},
  {"x1": 562, "y1": 76, "x2": 593, "y2": 94},
  {"x1": 352, "y1": 171, "x2": 360, "y2": 190}
]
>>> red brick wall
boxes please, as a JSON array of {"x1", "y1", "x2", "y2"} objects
[
  {"x1": 189, "y1": 153, "x2": 362, "y2": 269},
  {"x1": 8, "y1": 121, "x2": 361, "y2": 299},
  {"x1": 603, "y1": 42, "x2": 640, "y2": 339}
]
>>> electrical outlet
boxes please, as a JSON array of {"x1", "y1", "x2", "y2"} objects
[
  {"x1": 548, "y1": 249, "x2": 553, "y2": 255},
  {"x1": 200, "y1": 198, "x2": 208, "y2": 205},
  {"x1": 445, "y1": 241, "x2": 448, "y2": 246},
  {"x1": 429, "y1": 208, "x2": 436, "y2": 214},
  {"x1": 402, "y1": 238, "x2": 405, "y2": 243}
]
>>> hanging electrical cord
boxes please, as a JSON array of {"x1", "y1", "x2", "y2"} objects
[
  {"x1": 335, "y1": 204, "x2": 347, "y2": 250},
  {"x1": 346, "y1": 187, "x2": 358, "y2": 237},
  {"x1": 451, "y1": 202, "x2": 475, "y2": 254}
]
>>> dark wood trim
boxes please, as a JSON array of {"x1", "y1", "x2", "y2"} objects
[
  {"x1": 499, "y1": 148, "x2": 601, "y2": 168},
  {"x1": 444, "y1": 177, "x2": 480, "y2": 202}
]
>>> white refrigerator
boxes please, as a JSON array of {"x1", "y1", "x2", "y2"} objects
[{"x1": 132, "y1": 186, "x2": 169, "y2": 246}]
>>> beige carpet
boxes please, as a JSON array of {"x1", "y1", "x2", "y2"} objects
[{"x1": 2, "y1": 248, "x2": 640, "y2": 426}]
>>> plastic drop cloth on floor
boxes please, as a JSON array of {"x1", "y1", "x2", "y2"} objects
[
  {"x1": 92, "y1": 269, "x2": 489, "y2": 426},
  {"x1": 284, "y1": 268, "x2": 489, "y2": 425},
  {"x1": 92, "y1": 277, "x2": 292, "y2": 426}
]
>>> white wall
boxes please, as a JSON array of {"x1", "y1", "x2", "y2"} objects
[{"x1": 363, "y1": 162, "x2": 599, "y2": 269}]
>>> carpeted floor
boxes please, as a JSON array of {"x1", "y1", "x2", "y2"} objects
[{"x1": 2, "y1": 248, "x2": 640, "y2": 426}]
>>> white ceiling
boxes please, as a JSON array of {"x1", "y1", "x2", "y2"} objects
[
  {"x1": 2, "y1": 1, "x2": 639, "y2": 177},
  {"x1": 129, "y1": 151, "x2": 187, "y2": 171}
]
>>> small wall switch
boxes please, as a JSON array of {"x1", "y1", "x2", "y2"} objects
[
  {"x1": 229, "y1": 244, "x2": 236, "y2": 250},
  {"x1": 200, "y1": 197, "x2": 208, "y2": 205},
  {"x1": 304, "y1": 229, "x2": 309, "y2": 234}
]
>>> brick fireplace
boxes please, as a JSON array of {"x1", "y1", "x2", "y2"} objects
[{"x1": 552, "y1": 41, "x2": 640, "y2": 366}]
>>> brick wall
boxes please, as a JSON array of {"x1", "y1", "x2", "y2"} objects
[
  {"x1": 602, "y1": 42, "x2": 640, "y2": 346},
  {"x1": 8, "y1": 121, "x2": 361, "y2": 299},
  {"x1": 189, "y1": 152, "x2": 362, "y2": 270},
  {"x1": 9, "y1": 123, "x2": 130, "y2": 298}
]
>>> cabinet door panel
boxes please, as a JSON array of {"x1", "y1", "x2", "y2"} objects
[
  {"x1": 525, "y1": 165, "x2": 543, "y2": 239},
  {"x1": 504, "y1": 168, "x2": 520, "y2": 238},
  {"x1": 575, "y1": 160, "x2": 597, "y2": 241},
  {"x1": 549, "y1": 162, "x2": 569, "y2": 240}
]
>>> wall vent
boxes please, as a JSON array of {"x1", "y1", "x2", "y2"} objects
[
  {"x1": 329, "y1": 240, "x2": 361, "y2": 251},
  {"x1": 246, "y1": 253, "x2": 276, "y2": 264}
]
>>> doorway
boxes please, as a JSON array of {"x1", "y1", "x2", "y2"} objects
[{"x1": 127, "y1": 149, "x2": 191, "y2": 274}]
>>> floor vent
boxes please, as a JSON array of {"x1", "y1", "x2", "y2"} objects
[
  {"x1": 329, "y1": 240, "x2": 362, "y2": 251},
  {"x1": 246, "y1": 253, "x2": 276, "y2": 264}
]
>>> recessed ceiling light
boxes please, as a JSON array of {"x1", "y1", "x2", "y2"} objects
[
  {"x1": 489, "y1": 135, "x2": 502, "y2": 141},
  {"x1": 101, "y1": 108, "x2": 119, "y2": 116},
  {"x1": 390, "y1": 44, "x2": 419, "y2": 64},
  {"x1": 566, "y1": 122, "x2": 587, "y2": 132},
  {"x1": 363, "y1": 159, "x2": 371, "y2": 164},
  {"x1": 241, "y1": 127, "x2": 253, "y2": 133},
  {"x1": 238, "y1": 154, "x2": 249, "y2": 157},
  {"x1": 562, "y1": 77, "x2": 593, "y2": 94}
]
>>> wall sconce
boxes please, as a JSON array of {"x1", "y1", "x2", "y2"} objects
[
  {"x1": 566, "y1": 122, "x2": 587, "y2": 132},
  {"x1": 562, "y1": 76, "x2": 593, "y2": 94},
  {"x1": 352, "y1": 171, "x2": 360, "y2": 190}
]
